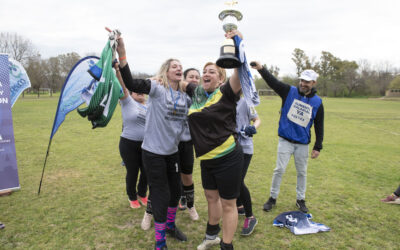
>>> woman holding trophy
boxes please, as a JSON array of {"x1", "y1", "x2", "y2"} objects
[{"x1": 185, "y1": 53, "x2": 244, "y2": 250}]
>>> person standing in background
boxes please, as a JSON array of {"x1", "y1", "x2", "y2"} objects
[
  {"x1": 251, "y1": 61, "x2": 324, "y2": 214},
  {"x1": 235, "y1": 96, "x2": 261, "y2": 236},
  {"x1": 178, "y1": 68, "x2": 201, "y2": 221}
]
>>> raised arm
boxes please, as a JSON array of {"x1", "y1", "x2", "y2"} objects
[
  {"x1": 114, "y1": 62, "x2": 129, "y2": 100},
  {"x1": 250, "y1": 61, "x2": 290, "y2": 99},
  {"x1": 229, "y1": 68, "x2": 241, "y2": 94},
  {"x1": 111, "y1": 33, "x2": 151, "y2": 94},
  {"x1": 118, "y1": 64, "x2": 151, "y2": 94},
  {"x1": 225, "y1": 30, "x2": 243, "y2": 94},
  {"x1": 113, "y1": 29, "x2": 128, "y2": 68}
]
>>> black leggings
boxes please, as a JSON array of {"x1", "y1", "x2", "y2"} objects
[
  {"x1": 237, "y1": 153, "x2": 253, "y2": 217},
  {"x1": 119, "y1": 137, "x2": 147, "y2": 201},
  {"x1": 142, "y1": 150, "x2": 181, "y2": 223}
]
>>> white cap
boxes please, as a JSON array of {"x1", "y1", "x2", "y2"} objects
[{"x1": 299, "y1": 69, "x2": 318, "y2": 81}]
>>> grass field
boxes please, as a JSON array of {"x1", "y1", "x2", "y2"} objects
[{"x1": 1, "y1": 96, "x2": 399, "y2": 249}]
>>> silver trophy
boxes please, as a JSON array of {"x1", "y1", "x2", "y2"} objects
[{"x1": 216, "y1": 1, "x2": 242, "y2": 69}]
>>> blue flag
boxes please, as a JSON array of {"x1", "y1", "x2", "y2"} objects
[
  {"x1": 50, "y1": 56, "x2": 99, "y2": 139},
  {"x1": 8, "y1": 58, "x2": 31, "y2": 107},
  {"x1": 233, "y1": 35, "x2": 259, "y2": 107}
]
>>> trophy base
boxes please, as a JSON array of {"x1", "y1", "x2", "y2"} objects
[{"x1": 216, "y1": 55, "x2": 241, "y2": 69}]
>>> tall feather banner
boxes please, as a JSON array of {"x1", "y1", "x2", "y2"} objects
[
  {"x1": 38, "y1": 56, "x2": 99, "y2": 194},
  {"x1": 8, "y1": 58, "x2": 31, "y2": 107}
]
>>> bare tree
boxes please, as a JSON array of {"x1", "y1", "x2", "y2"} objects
[
  {"x1": 389, "y1": 75, "x2": 400, "y2": 89},
  {"x1": 132, "y1": 72, "x2": 153, "y2": 79},
  {"x1": 267, "y1": 64, "x2": 280, "y2": 78},
  {"x1": 58, "y1": 52, "x2": 81, "y2": 77},
  {"x1": 46, "y1": 57, "x2": 63, "y2": 96},
  {"x1": 340, "y1": 60, "x2": 359, "y2": 96},
  {"x1": 292, "y1": 48, "x2": 310, "y2": 76},
  {"x1": 26, "y1": 57, "x2": 48, "y2": 98},
  {"x1": 374, "y1": 62, "x2": 394, "y2": 96},
  {"x1": 0, "y1": 32, "x2": 39, "y2": 65}
]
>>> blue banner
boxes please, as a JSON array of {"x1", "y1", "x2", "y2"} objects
[
  {"x1": 9, "y1": 58, "x2": 31, "y2": 107},
  {"x1": 50, "y1": 56, "x2": 99, "y2": 139},
  {"x1": 233, "y1": 35, "x2": 260, "y2": 107},
  {"x1": 0, "y1": 54, "x2": 19, "y2": 192}
]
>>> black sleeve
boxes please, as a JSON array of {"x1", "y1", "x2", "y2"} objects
[
  {"x1": 258, "y1": 67, "x2": 291, "y2": 100},
  {"x1": 186, "y1": 83, "x2": 197, "y2": 98},
  {"x1": 119, "y1": 63, "x2": 151, "y2": 94},
  {"x1": 313, "y1": 103, "x2": 324, "y2": 151},
  {"x1": 222, "y1": 79, "x2": 240, "y2": 103}
]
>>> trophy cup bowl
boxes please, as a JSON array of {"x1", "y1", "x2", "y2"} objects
[{"x1": 216, "y1": 9, "x2": 243, "y2": 69}]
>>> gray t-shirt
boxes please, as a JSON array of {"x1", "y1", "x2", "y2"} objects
[
  {"x1": 236, "y1": 97, "x2": 258, "y2": 154},
  {"x1": 120, "y1": 96, "x2": 147, "y2": 141},
  {"x1": 142, "y1": 80, "x2": 188, "y2": 155},
  {"x1": 180, "y1": 94, "x2": 192, "y2": 142}
]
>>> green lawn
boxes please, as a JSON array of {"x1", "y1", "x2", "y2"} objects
[{"x1": 1, "y1": 96, "x2": 399, "y2": 249}]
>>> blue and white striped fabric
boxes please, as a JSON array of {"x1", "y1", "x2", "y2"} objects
[{"x1": 233, "y1": 35, "x2": 259, "y2": 107}]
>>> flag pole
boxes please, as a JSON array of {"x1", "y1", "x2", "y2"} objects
[{"x1": 38, "y1": 138, "x2": 52, "y2": 195}]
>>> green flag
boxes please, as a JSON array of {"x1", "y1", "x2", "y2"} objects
[{"x1": 77, "y1": 40, "x2": 123, "y2": 128}]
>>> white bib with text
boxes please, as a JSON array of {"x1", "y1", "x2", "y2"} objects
[{"x1": 287, "y1": 99, "x2": 312, "y2": 128}]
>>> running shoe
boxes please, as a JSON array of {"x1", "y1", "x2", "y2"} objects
[
  {"x1": 263, "y1": 197, "x2": 276, "y2": 212},
  {"x1": 179, "y1": 196, "x2": 187, "y2": 210},
  {"x1": 241, "y1": 217, "x2": 258, "y2": 236},
  {"x1": 197, "y1": 236, "x2": 221, "y2": 250},
  {"x1": 129, "y1": 199, "x2": 140, "y2": 209},
  {"x1": 381, "y1": 193, "x2": 400, "y2": 204},
  {"x1": 138, "y1": 196, "x2": 148, "y2": 206},
  {"x1": 166, "y1": 226, "x2": 187, "y2": 242},
  {"x1": 188, "y1": 206, "x2": 199, "y2": 221},
  {"x1": 296, "y1": 199, "x2": 309, "y2": 213},
  {"x1": 141, "y1": 211, "x2": 153, "y2": 230}
]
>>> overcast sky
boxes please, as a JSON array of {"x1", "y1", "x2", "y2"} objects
[{"x1": 1, "y1": 0, "x2": 400, "y2": 76}]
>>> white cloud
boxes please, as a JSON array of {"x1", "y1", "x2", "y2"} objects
[{"x1": 1, "y1": 0, "x2": 399, "y2": 75}]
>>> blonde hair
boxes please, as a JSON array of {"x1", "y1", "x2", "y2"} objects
[
  {"x1": 156, "y1": 58, "x2": 183, "y2": 91},
  {"x1": 203, "y1": 62, "x2": 226, "y2": 84}
]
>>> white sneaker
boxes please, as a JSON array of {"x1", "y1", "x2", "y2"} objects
[
  {"x1": 188, "y1": 206, "x2": 199, "y2": 221},
  {"x1": 197, "y1": 237, "x2": 221, "y2": 250},
  {"x1": 141, "y1": 211, "x2": 152, "y2": 230}
]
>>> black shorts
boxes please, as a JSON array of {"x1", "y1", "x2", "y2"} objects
[
  {"x1": 178, "y1": 140, "x2": 194, "y2": 175},
  {"x1": 200, "y1": 144, "x2": 243, "y2": 200}
]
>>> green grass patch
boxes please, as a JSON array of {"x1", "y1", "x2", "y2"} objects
[{"x1": 0, "y1": 96, "x2": 399, "y2": 249}]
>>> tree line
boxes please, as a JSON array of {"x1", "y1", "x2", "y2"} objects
[
  {"x1": 254, "y1": 48, "x2": 400, "y2": 97},
  {"x1": 2, "y1": 32, "x2": 400, "y2": 98},
  {"x1": 0, "y1": 32, "x2": 151, "y2": 97}
]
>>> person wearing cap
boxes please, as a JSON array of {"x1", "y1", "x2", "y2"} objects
[{"x1": 250, "y1": 61, "x2": 324, "y2": 213}]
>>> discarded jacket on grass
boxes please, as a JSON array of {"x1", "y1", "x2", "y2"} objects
[{"x1": 273, "y1": 211, "x2": 330, "y2": 235}]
